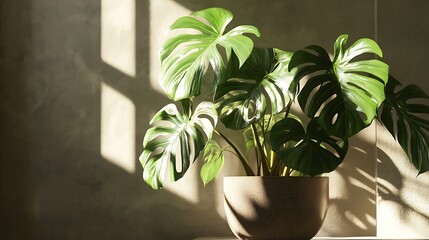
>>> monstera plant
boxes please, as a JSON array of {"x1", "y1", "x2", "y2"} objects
[{"x1": 139, "y1": 7, "x2": 429, "y2": 190}]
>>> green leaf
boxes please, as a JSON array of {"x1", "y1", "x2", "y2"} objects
[
  {"x1": 139, "y1": 102, "x2": 218, "y2": 189},
  {"x1": 200, "y1": 140, "x2": 225, "y2": 185},
  {"x1": 270, "y1": 117, "x2": 348, "y2": 176},
  {"x1": 289, "y1": 34, "x2": 389, "y2": 139},
  {"x1": 215, "y1": 48, "x2": 295, "y2": 129},
  {"x1": 379, "y1": 75, "x2": 429, "y2": 174},
  {"x1": 160, "y1": 8, "x2": 260, "y2": 101}
]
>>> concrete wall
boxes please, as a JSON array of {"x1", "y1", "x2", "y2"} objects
[
  {"x1": 1, "y1": 0, "x2": 428, "y2": 239},
  {"x1": 376, "y1": 0, "x2": 429, "y2": 238}
]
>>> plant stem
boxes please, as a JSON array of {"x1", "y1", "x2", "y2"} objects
[
  {"x1": 285, "y1": 100, "x2": 292, "y2": 118},
  {"x1": 254, "y1": 145, "x2": 261, "y2": 176},
  {"x1": 251, "y1": 123, "x2": 270, "y2": 175},
  {"x1": 286, "y1": 167, "x2": 293, "y2": 176},
  {"x1": 270, "y1": 154, "x2": 281, "y2": 176},
  {"x1": 264, "y1": 116, "x2": 274, "y2": 167},
  {"x1": 282, "y1": 101, "x2": 295, "y2": 177},
  {"x1": 214, "y1": 130, "x2": 255, "y2": 176},
  {"x1": 252, "y1": 123, "x2": 261, "y2": 176}
]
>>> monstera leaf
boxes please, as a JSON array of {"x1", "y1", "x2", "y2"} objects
[
  {"x1": 288, "y1": 34, "x2": 389, "y2": 139},
  {"x1": 160, "y1": 7, "x2": 260, "y2": 101},
  {"x1": 140, "y1": 102, "x2": 218, "y2": 189},
  {"x1": 270, "y1": 117, "x2": 348, "y2": 176},
  {"x1": 200, "y1": 140, "x2": 225, "y2": 185},
  {"x1": 215, "y1": 48, "x2": 295, "y2": 129},
  {"x1": 379, "y1": 76, "x2": 429, "y2": 174}
]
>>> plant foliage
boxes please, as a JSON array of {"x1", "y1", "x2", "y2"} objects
[
  {"x1": 215, "y1": 48, "x2": 295, "y2": 129},
  {"x1": 270, "y1": 118, "x2": 348, "y2": 176},
  {"x1": 140, "y1": 102, "x2": 218, "y2": 189},
  {"x1": 379, "y1": 76, "x2": 429, "y2": 174},
  {"x1": 289, "y1": 35, "x2": 389, "y2": 139},
  {"x1": 139, "y1": 8, "x2": 429, "y2": 190},
  {"x1": 200, "y1": 140, "x2": 225, "y2": 185},
  {"x1": 160, "y1": 7, "x2": 260, "y2": 101}
]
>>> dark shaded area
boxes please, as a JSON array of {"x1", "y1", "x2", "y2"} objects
[
  {"x1": 0, "y1": 0, "x2": 34, "y2": 239},
  {"x1": 377, "y1": 0, "x2": 429, "y2": 83},
  {"x1": 174, "y1": 0, "x2": 375, "y2": 50}
]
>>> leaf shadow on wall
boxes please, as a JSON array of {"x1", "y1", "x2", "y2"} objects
[
  {"x1": 377, "y1": 147, "x2": 429, "y2": 236},
  {"x1": 320, "y1": 134, "x2": 377, "y2": 236}
]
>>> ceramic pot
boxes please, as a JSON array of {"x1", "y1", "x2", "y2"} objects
[{"x1": 223, "y1": 176, "x2": 329, "y2": 240}]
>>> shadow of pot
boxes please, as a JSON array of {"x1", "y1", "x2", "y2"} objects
[{"x1": 224, "y1": 176, "x2": 329, "y2": 240}]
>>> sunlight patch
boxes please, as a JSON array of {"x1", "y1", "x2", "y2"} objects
[
  {"x1": 101, "y1": 0, "x2": 136, "y2": 77},
  {"x1": 101, "y1": 82, "x2": 136, "y2": 173}
]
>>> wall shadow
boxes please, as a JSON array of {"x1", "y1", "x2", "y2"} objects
[
  {"x1": 321, "y1": 132, "x2": 377, "y2": 236},
  {"x1": 377, "y1": 147, "x2": 429, "y2": 236},
  {"x1": 174, "y1": 0, "x2": 376, "y2": 50},
  {"x1": 0, "y1": 0, "x2": 35, "y2": 239}
]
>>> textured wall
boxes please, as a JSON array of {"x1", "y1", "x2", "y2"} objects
[
  {"x1": 376, "y1": 0, "x2": 429, "y2": 238},
  {"x1": 0, "y1": 0, "x2": 428, "y2": 239}
]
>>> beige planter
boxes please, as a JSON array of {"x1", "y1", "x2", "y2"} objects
[{"x1": 223, "y1": 176, "x2": 329, "y2": 240}]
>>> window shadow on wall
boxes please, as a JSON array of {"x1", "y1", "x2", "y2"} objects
[
  {"x1": 325, "y1": 135, "x2": 377, "y2": 236},
  {"x1": 377, "y1": 147, "x2": 429, "y2": 236}
]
